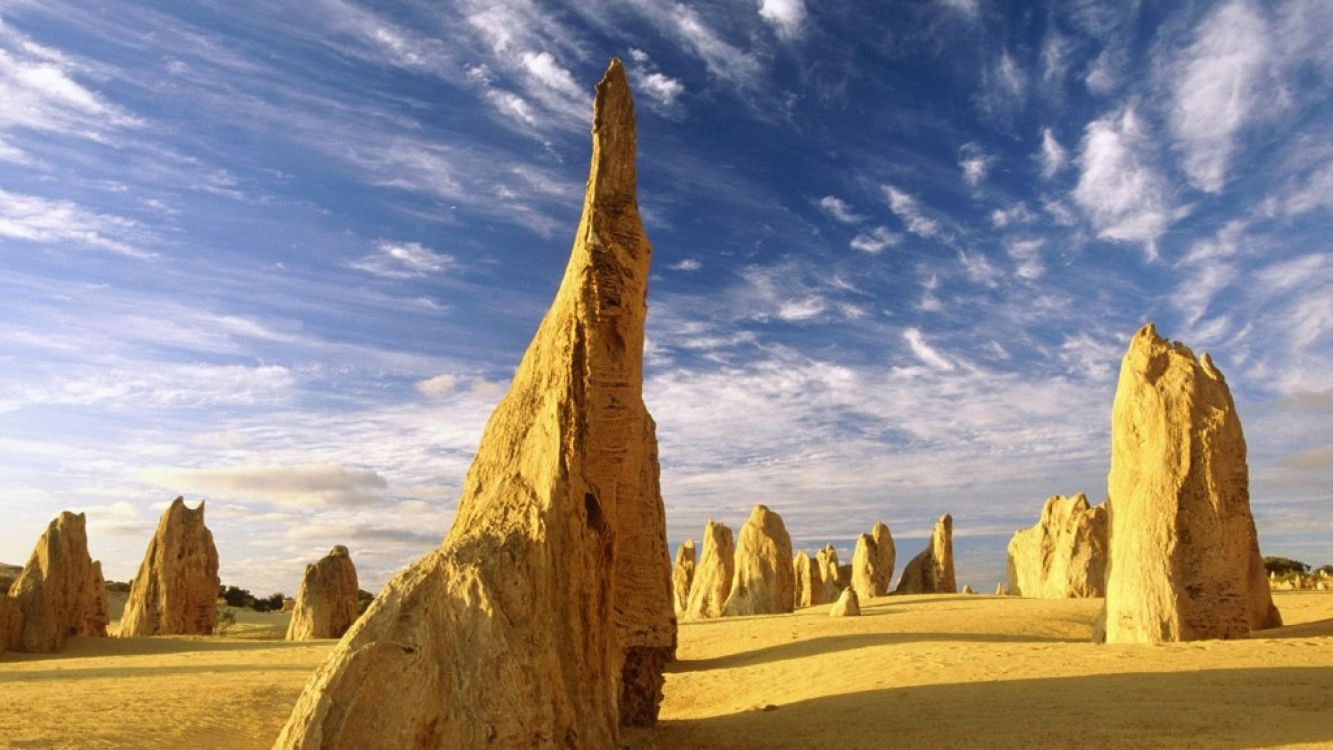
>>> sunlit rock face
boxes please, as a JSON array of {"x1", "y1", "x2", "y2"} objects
[
  {"x1": 3, "y1": 511, "x2": 108, "y2": 653},
  {"x1": 722, "y1": 505, "x2": 795, "y2": 617},
  {"x1": 685, "y1": 520, "x2": 735, "y2": 620},
  {"x1": 1007, "y1": 494, "x2": 1108, "y2": 599},
  {"x1": 829, "y1": 586, "x2": 861, "y2": 617},
  {"x1": 672, "y1": 539, "x2": 696, "y2": 615},
  {"x1": 1098, "y1": 324, "x2": 1281, "y2": 644},
  {"x1": 894, "y1": 514, "x2": 956, "y2": 594},
  {"x1": 815, "y1": 545, "x2": 841, "y2": 603},
  {"x1": 286, "y1": 546, "x2": 360, "y2": 641},
  {"x1": 273, "y1": 58, "x2": 673, "y2": 748},
  {"x1": 119, "y1": 498, "x2": 220, "y2": 637},
  {"x1": 851, "y1": 521, "x2": 895, "y2": 600},
  {"x1": 793, "y1": 550, "x2": 822, "y2": 608}
]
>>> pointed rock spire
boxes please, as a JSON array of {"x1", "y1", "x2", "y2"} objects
[
  {"x1": 286, "y1": 546, "x2": 360, "y2": 641},
  {"x1": 274, "y1": 58, "x2": 672, "y2": 748},
  {"x1": 1098, "y1": 324, "x2": 1281, "y2": 643},
  {"x1": 119, "y1": 498, "x2": 220, "y2": 637},
  {"x1": 894, "y1": 514, "x2": 956, "y2": 594},
  {"x1": 3, "y1": 511, "x2": 108, "y2": 653}
]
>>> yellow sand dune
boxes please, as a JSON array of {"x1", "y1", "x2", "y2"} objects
[{"x1": 2, "y1": 591, "x2": 1330, "y2": 749}]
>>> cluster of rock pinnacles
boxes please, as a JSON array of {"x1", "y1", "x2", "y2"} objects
[{"x1": 0, "y1": 59, "x2": 1287, "y2": 747}]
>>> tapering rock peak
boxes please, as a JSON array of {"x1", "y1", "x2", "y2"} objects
[
  {"x1": 672, "y1": 539, "x2": 697, "y2": 615},
  {"x1": 274, "y1": 59, "x2": 673, "y2": 748},
  {"x1": 1007, "y1": 493, "x2": 1108, "y2": 599},
  {"x1": 1098, "y1": 324, "x2": 1280, "y2": 643},
  {"x1": 3, "y1": 511, "x2": 108, "y2": 653},
  {"x1": 722, "y1": 505, "x2": 794, "y2": 617},
  {"x1": 684, "y1": 519, "x2": 735, "y2": 620},
  {"x1": 894, "y1": 514, "x2": 956, "y2": 594},
  {"x1": 119, "y1": 498, "x2": 220, "y2": 637}
]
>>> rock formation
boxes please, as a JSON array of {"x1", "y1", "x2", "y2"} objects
[
  {"x1": 274, "y1": 60, "x2": 674, "y2": 748},
  {"x1": 995, "y1": 583, "x2": 1009, "y2": 596},
  {"x1": 792, "y1": 551, "x2": 823, "y2": 608},
  {"x1": 962, "y1": 584, "x2": 975, "y2": 594},
  {"x1": 829, "y1": 587, "x2": 860, "y2": 617},
  {"x1": 851, "y1": 522, "x2": 895, "y2": 600},
  {"x1": 1099, "y1": 324, "x2": 1282, "y2": 644},
  {"x1": 119, "y1": 498, "x2": 220, "y2": 637},
  {"x1": 722, "y1": 505, "x2": 795, "y2": 617},
  {"x1": 286, "y1": 546, "x2": 360, "y2": 641},
  {"x1": 671, "y1": 539, "x2": 696, "y2": 615},
  {"x1": 894, "y1": 514, "x2": 956, "y2": 594},
  {"x1": 1007, "y1": 493, "x2": 1108, "y2": 599},
  {"x1": 684, "y1": 520, "x2": 735, "y2": 620},
  {"x1": 2, "y1": 511, "x2": 108, "y2": 653},
  {"x1": 814, "y1": 545, "x2": 841, "y2": 603}
]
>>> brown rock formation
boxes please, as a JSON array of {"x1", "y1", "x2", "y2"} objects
[
  {"x1": 119, "y1": 498, "x2": 220, "y2": 637},
  {"x1": 671, "y1": 539, "x2": 696, "y2": 615},
  {"x1": 814, "y1": 545, "x2": 841, "y2": 603},
  {"x1": 274, "y1": 59, "x2": 673, "y2": 748},
  {"x1": 829, "y1": 587, "x2": 860, "y2": 617},
  {"x1": 851, "y1": 522, "x2": 895, "y2": 600},
  {"x1": 3, "y1": 511, "x2": 108, "y2": 653},
  {"x1": 722, "y1": 505, "x2": 795, "y2": 616},
  {"x1": 286, "y1": 546, "x2": 360, "y2": 641},
  {"x1": 792, "y1": 551, "x2": 823, "y2": 608},
  {"x1": 1007, "y1": 493, "x2": 1108, "y2": 599},
  {"x1": 1099, "y1": 324, "x2": 1282, "y2": 644},
  {"x1": 894, "y1": 514, "x2": 956, "y2": 594},
  {"x1": 684, "y1": 520, "x2": 735, "y2": 620}
]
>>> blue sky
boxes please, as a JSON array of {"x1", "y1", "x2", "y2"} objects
[{"x1": 1, "y1": 0, "x2": 1329, "y2": 595}]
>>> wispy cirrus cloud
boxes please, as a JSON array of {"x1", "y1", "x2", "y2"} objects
[
  {"x1": 350, "y1": 240, "x2": 455, "y2": 279},
  {"x1": 1071, "y1": 106, "x2": 1177, "y2": 255}
]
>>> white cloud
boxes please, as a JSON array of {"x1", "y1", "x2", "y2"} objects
[
  {"x1": 758, "y1": 0, "x2": 807, "y2": 40},
  {"x1": 1005, "y1": 238, "x2": 1046, "y2": 280},
  {"x1": 350, "y1": 241, "x2": 455, "y2": 279},
  {"x1": 415, "y1": 373, "x2": 460, "y2": 399},
  {"x1": 0, "y1": 27, "x2": 141, "y2": 140},
  {"x1": 978, "y1": 51, "x2": 1027, "y2": 115},
  {"x1": 777, "y1": 296, "x2": 827, "y2": 321},
  {"x1": 1168, "y1": 0, "x2": 1272, "y2": 193},
  {"x1": 958, "y1": 142, "x2": 994, "y2": 187},
  {"x1": 0, "y1": 188, "x2": 150, "y2": 258},
  {"x1": 141, "y1": 464, "x2": 389, "y2": 509},
  {"x1": 640, "y1": 71, "x2": 685, "y2": 107},
  {"x1": 882, "y1": 185, "x2": 940, "y2": 238},
  {"x1": 519, "y1": 51, "x2": 583, "y2": 100},
  {"x1": 0, "y1": 363, "x2": 296, "y2": 413},
  {"x1": 936, "y1": 0, "x2": 979, "y2": 21},
  {"x1": 659, "y1": 4, "x2": 763, "y2": 88},
  {"x1": 1071, "y1": 107, "x2": 1177, "y2": 254},
  {"x1": 903, "y1": 328, "x2": 954, "y2": 371},
  {"x1": 670, "y1": 258, "x2": 703, "y2": 271},
  {"x1": 958, "y1": 251, "x2": 1001, "y2": 288},
  {"x1": 849, "y1": 226, "x2": 901, "y2": 254},
  {"x1": 1039, "y1": 127, "x2": 1067, "y2": 178},
  {"x1": 990, "y1": 202, "x2": 1036, "y2": 228},
  {"x1": 818, "y1": 195, "x2": 863, "y2": 224}
]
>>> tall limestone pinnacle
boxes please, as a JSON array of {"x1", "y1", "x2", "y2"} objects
[
  {"x1": 119, "y1": 498, "x2": 220, "y2": 637},
  {"x1": 3, "y1": 511, "x2": 108, "y2": 653},
  {"x1": 1099, "y1": 323, "x2": 1281, "y2": 643},
  {"x1": 274, "y1": 58, "x2": 673, "y2": 748}
]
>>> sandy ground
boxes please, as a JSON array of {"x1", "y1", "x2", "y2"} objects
[{"x1": 2, "y1": 591, "x2": 1330, "y2": 749}]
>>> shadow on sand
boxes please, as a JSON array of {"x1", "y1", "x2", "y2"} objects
[{"x1": 629, "y1": 667, "x2": 1333, "y2": 750}]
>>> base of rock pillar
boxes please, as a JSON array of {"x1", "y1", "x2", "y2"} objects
[{"x1": 619, "y1": 645, "x2": 673, "y2": 726}]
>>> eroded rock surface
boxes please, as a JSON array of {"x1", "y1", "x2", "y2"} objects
[
  {"x1": 274, "y1": 59, "x2": 673, "y2": 748},
  {"x1": 894, "y1": 514, "x2": 956, "y2": 594},
  {"x1": 672, "y1": 539, "x2": 696, "y2": 615},
  {"x1": 3, "y1": 512, "x2": 108, "y2": 653},
  {"x1": 829, "y1": 587, "x2": 860, "y2": 617},
  {"x1": 793, "y1": 551, "x2": 822, "y2": 608},
  {"x1": 1007, "y1": 494, "x2": 1108, "y2": 599},
  {"x1": 119, "y1": 498, "x2": 220, "y2": 637},
  {"x1": 1099, "y1": 324, "x2": 1281, "y2": 644},
  {"x1": 851, "y1": 522, "x2": 895, "y2": 600},
  {"x1": 685, "y1": 520, "x2": 735, "y2": 620},
  {"x1": 814, "y1": 545, "x2": 841, "y2": 604},
  {"x1": 722, "y1": 505, "x2": 794, "y2": 617},
  {"x1": 286, "y1": 546, "x2": 360, "y2": 641}
]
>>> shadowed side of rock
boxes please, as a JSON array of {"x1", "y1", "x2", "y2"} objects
[
  {"x1": 3, "y1": 512, "x2": 108, "y2": 653},
  {"x1": 1099, "y1": 324, "x2": 1281, "y2": 644},
  {"x1": 894, "y1": 514, "x2": 956, "y2": 594},
  {"x1": 119, "y1": 498, "x2": 220, "y2": 637},
  {"x1": 286, "y1": 546, "x2": 360, "y2": 641},
  {"x1": 672, "y1": 540, "x2": 696, "y2": 615},
  {"x1": 273, "y1": 59, "x2": 670, "y2": 748}
]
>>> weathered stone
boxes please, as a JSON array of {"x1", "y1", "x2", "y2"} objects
[
  {"x1": 274, "y1": 60, "x2": 672, "y2": 748},
  {"x1": 894, "y1": 514, "x2": 956, "y2": 594},
  {"x1": 851, "y1": 522, "x2": 895, "y2": 600},
  {"x1": 814, "y1": 545, "x2": 841, "y2": 603},
  {"x1": 3, "y1": 511, "x2": 108, "y2": 653},
  {"x1": 962, "y1": 584, "x2": 975, "y2": 594},
  {"x1": 119, "y1": 498, "x2": 220, "y2": 637},
  {"x1": 829, "y1": 587, "x2": 860, "y2": 617},
  {"x1": 836, "y1": 563, "x2": 852, "y2": 588},
  {"x1": 995, "y1": 582, "x2": 1009, "y2": 596},
  {"x1": 684, "y1": 520, "x2": 735, "y2": 620},
  {"x1": 671, "y1": 539, "x2": 696, "y2": 615},
  {"x1": 1099, "y1": 324, "x2": 1282, "y2": 644},
  {"x1": 286, "y1": 546, "x2": 360, "y2": 641},
  {"x1": 282, "y1": 597, "x2": 296, "y2": 613},
  {"x1": 1007, "y1": 493, "x2": 1108, "y2": 599},
  {"x1": 792, "y1": 551, "x2": 823, "y2": 608},
  {"x1": 722, "y1": 505, "x2": 795, "y2": 617}
]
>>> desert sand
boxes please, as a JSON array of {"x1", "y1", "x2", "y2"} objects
[{"x1": 2, "y1": 590, "x2": 1330, "y2": 749}]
